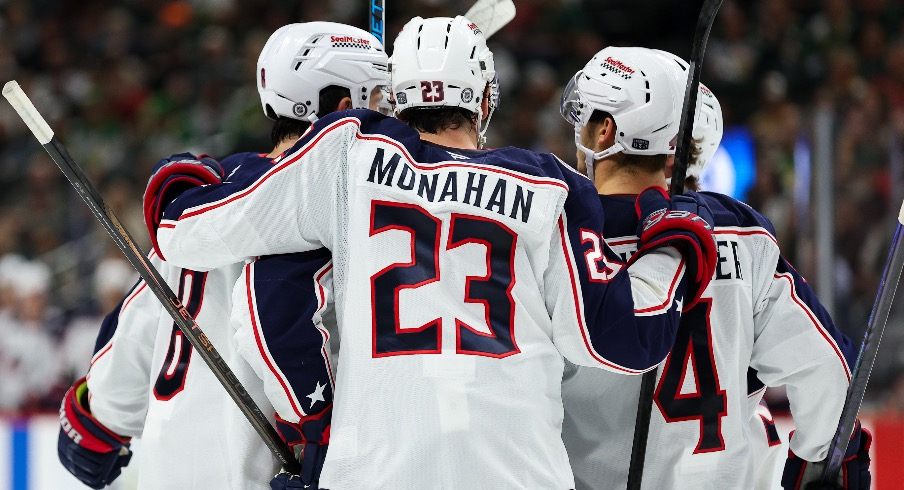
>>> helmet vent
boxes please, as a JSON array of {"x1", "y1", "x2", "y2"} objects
[
  {"x1": 651, "y1": 124, "x2": 669, "y2": 133},
  {"x1": 445, "y1": 36, "x2": 449, "y2": 48},
  {"x1": 302, "y1": 48, "x2": 311, "y2": 56},
  {"x1": 294, "y1": 61, "x2": 304, "y2": 71},
  {"x1": 471, "y1": 46, "x2": 476, "y2": 58}
]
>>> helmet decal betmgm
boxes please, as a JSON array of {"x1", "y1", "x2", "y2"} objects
[{"x1": 396, "y1": 92, "x2": 407, "y2": 105}]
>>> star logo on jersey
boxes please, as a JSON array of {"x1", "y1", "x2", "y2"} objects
[{"x1": 307, "y1": 381, "x2": 327, "y2": 408}]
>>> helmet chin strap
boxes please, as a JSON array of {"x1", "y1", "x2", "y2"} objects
[
  {"x1": 573, "y1": 126, "x2": 623, "y2": 182},
  {"x1": 476, "y1": 96, "x2": 497, "y2": 149}
]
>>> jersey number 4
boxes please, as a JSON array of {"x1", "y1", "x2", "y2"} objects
[
  {"x1": 654, "y1": 298, "x2": 728, "y2": 453},
  {"x1": 370, "y1": 201, "x2": 518, "y2": 358},
  {"x1": 153, "y1": 270, "x2": 208, "y2": 400}
]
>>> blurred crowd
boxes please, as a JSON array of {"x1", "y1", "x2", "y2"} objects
[{"x1": 1, "y1": 0, "x2": 904, "y2": 415}]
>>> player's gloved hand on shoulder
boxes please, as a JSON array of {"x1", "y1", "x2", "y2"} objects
[
  {"x1": 58, "y1": 377, "x2": 132, "y2": 489},
  {"x1": 274, "y1": 405, "x2": 332, "y2": 489},
  {"x1": 630, "y1": 187, "x2": 717, "y2": 308},
  {"x1": 143, "y1": 152, "x2": 224, "y2": 254},
  {"x1": 781, "y1": 421, "x2": 872, "y2": 490}
]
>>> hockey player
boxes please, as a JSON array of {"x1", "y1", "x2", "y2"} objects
[
  {"x1": 142, "y1": 16, "x2": 718, "y2": 488},
  {"x1": 57, "y1": 22, "x2": 389, "y2": 489},
  {"x1": 559, "y1": 46, "x2": 870, "y2": 489}
]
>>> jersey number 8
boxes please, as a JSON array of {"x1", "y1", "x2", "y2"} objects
[{"x1": 153, "y1": 270, "x2": 208, "y2": 400}]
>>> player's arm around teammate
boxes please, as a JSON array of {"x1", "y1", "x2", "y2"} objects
[
  {"x1": 147, "y1": 36, "x2": 717, "y2": 378},
  {"x1": 143, "y1": 16, "x2": 719, "y2": 488},
  {"x1": 60, "y1": 22, "x2": 390, "y2": 490}
]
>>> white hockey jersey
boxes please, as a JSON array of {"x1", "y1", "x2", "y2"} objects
[
  {"x1": 749, "y1": 398, "x2": 783, "y2": 490},
  {"x1": 155, "y1": 110, "x2": 697, "y2": 489},
  {"x1": 561, "y1": 193, "x2": 857, "y2": 490},
  {"x1": 85, "y1": 152, "x2": 305, "y2": 489}
]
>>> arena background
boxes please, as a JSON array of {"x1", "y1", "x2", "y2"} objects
[{"x1": 0, "y1": 0, "x2": 903, "y2": 488}]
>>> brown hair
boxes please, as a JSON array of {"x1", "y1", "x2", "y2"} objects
[{"x1": 397, "y1": 107, "x2": 477, "y2": 134}]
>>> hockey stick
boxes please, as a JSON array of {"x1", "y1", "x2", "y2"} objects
[
  {"x1": 626, "y1": 2, "x2": 723, "y2": 489},
  {"x1": 819, "y1": 200, "x2": 904, "y2": 483},
  {"x1": 669, "y1": 0, "x2": 722, "y2": 196},
  {"x1": 2, "y1": 81, "x2": 303, "y2": 476},
  {"x1": 369, "y1": 0, "x2": 385, "y2": 45},
  {"x1": 465, "y1": 0, "x2": 516, "y2": 38}
]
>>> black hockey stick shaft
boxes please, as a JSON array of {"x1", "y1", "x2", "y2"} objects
[
  {"x1": 627, "y1": 370, "x2": 657, "y2": 490},
  {"x1": 669, "y1": 0, "x2": 722, "y2": 197},
  {"x1": 820, "y1": 202, "x2": 904, "y2": 483},
  {"x1": 626, "y1": 1, "x2": 722, "y2": 489},
  {"x1": 2, "y1": 81, "x2": 302, "y2": 475}
]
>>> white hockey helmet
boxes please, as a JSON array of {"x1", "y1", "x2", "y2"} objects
[
  {"x1": 257, "y1": 22, "x2": 390, "y2": 123},
  {"x1": 390, "y1": 16, "x2": 499, "y2": 146},
  {"x1": 560, "y1": 47, "x2": 679, "y2": 181},
  {"x1": 689, "y1": 83, "x2": 723, "y2": 179},
  {"x1": 647, "y1": 49, "x2": 724, "y2": 178}
]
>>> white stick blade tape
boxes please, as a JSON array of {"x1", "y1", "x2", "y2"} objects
[
  {"x1": 3, "y1": 81, "x2": 54, "y2": 145},
  {"x1": 898, "y1": 199, "x2": 904, "y2": 225},
  {"x1": 465, "y1": 0, "x2": 516, "y2": 38}
]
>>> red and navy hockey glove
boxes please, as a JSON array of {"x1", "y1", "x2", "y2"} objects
[
  {"x1": 781, "y1": 421, "x2": 872, "y2": 490},
  {"x1": 143, "y1": 152, "x2": 224, "y2": 256},
  {"x1": 58, "y1": 377, "x2": 132, "y2": 489},
  {"x1": 631, "y1": 187, "x2": 717, "y2": 309},
  {"x1": 274, "y1": 405, "x2": 332, "y2": 488}
]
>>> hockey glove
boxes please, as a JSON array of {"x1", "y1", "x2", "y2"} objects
[
  {"x1": 271, "y1": 470, "x2": 312, "y2": 489},
  {"x1": 781, "y1": 421, "x2": 872, "y2": 490},
  {"x1": 58, "y1": 377, "x2": 132, "y2": 489},
  {"x1": 274, "y1": 405, "x2": 332, "y2": 488},
  {"x1": 143, "y1": 152, "x2": 224, "y2": 257},
  {"x1": 631, "y1": 187, "x2": 717, "y2": 309}
]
